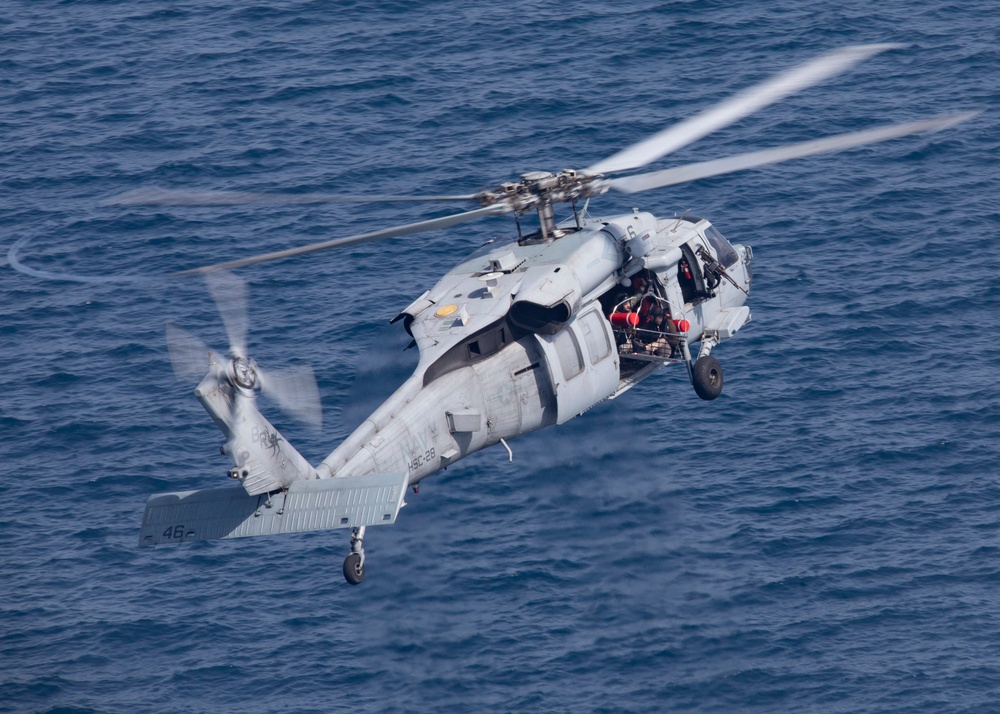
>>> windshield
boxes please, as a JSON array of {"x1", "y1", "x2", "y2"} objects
[{"x1": 704, "y1": 225, "x2": 739, "y2": 268}]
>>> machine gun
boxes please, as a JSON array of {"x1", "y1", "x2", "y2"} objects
[{"x1": 697, "y1": 245, "x2": 749, "y2": 296}]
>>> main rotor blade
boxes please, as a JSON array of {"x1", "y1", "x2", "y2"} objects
[
  {"x1": 586, "y1": 43, "x2": 902, "y2": 176},
  {"x1": 203, "y1": 271, "x2": 249, "y2": 357},
  {"x1": 607, "y1": 111, "x2": 980, "y2": 194},
  {"x1": 173, "y1": 203, "x2": 509, "y2": 276},
  {"x1": 104, "y1": 188, "x2": 478, "y2": 207},
  {"x1": 165, "y1": 323, "x2": 218, "y2": 382},
  {"x1": 257, "y1": 365, "x2": 323, "y2": 430}
]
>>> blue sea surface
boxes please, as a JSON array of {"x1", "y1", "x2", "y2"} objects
[{"x1": 2, "y1": 1, "x2": 999, "y2": 711}]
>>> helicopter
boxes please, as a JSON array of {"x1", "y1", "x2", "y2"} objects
[{"x1": 120, "y1": 44, "x2": 976, "y2": 584}]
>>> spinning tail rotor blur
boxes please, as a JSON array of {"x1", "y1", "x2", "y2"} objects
[{"x1": 165, "y1": 271, "x2": 322, "y2": 431}]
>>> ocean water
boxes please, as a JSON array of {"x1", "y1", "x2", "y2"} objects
[{"x1": 2, "y1": 1, "x2": 998, "y2": 711}]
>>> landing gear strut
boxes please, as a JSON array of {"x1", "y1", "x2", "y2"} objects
[{"x1": 343, "y1": 526, "x2": 366, "y2": 585}]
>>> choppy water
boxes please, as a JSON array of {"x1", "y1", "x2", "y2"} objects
[{"x1": 2, "y1": 1, "x2": 999, "y2": 712}]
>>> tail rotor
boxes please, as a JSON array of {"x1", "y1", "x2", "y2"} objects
[
  {"x1": 165, "y1": 271, "x2": 323, "y2": 431},
  {"x1": 165, "y1": 272, "x2": 321, "y2": 495}
]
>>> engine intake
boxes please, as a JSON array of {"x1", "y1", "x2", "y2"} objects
[{"x1": 509, "y1": 299, "x2": 572, "y2": 335}]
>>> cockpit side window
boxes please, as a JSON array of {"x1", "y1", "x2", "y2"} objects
[{"x1": 704, "y1": 225, "x2": 739, "y2": 268}]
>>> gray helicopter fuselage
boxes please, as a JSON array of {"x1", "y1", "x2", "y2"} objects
[{"x1": 315, "y1": 210, "x2": 752, "y2": 486}]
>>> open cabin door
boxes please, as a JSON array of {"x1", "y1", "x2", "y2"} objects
[{"x1": 534, "y1": 305, "x2": 620, "y2": 425}]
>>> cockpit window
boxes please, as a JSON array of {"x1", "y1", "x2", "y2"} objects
[{"x1": 704, "y1": 225, "x2": 739, "y2": 268}]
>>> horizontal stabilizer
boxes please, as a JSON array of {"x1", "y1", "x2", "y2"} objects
[{"x1": 139, "y1": 472, "x2": 408, "y2": 546}]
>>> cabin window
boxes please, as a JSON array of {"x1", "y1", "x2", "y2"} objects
[
  {"x1": 554, "y1": 328, "x2": 584, "y2": 380},
  {"x1": 580, "y1": 311, "x2": 610, "y2": 364}
]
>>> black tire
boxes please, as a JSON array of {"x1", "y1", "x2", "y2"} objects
[
  {"x1": 343, "y1": 553, "x2": 365, "y2": 585},
  {"x1": 692, "y1": 355, "x2": 723, "y2": 400}
]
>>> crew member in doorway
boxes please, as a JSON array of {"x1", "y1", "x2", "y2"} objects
[{"x1": 640, "y1": 299, "x2": 681, "y2": 358}]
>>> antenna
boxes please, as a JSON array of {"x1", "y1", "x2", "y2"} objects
[{"x1": 670, "y1": 210, "x2": 691, "y2": 233}]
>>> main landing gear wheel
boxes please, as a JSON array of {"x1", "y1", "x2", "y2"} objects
[
  {"x1": 692, "y1": 355, "x2": 724, "y2": 400},
  {"x1": 343, "y1": 553, "x2": 365, "y2": 585}
]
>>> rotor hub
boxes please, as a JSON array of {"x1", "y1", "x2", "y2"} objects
[
  {"x1": 475, "y1": 169, "x2": 608, "y2": 214},
  {"x1": 230, "y1": 355, "x2": 259, "y2": 390}
]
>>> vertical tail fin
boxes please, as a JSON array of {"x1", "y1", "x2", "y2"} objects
[{"x1": 196, "y1": 374, "x2": 317, "y2": 495}]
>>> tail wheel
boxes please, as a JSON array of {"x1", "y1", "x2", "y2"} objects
[
  {"x1": 692, "y1": 355, "x2": 723, "y2": 400},
  {"x1": 343, "y1": 553, "x2": 365, "y2": 585}
]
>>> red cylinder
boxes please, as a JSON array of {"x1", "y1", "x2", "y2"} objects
[
  {"x1": 674, "y1": 319, "x2": 691, "y2": 332},
  {"x1": 610, "y1": 312, "x2": 639, "y2": 327}
]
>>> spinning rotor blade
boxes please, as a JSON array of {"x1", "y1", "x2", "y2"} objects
[
  {"x1": 169, "y1": 274, "x2": 324, "y2": 428},
  {"x1": 165, "y1": 322, "x2": 217, "y2": 382},
  {"x1": 203, "y1": 271, "x2": 249, "y2": 357},
  {"x1": 607, "y1": 111, "x2": 980, "y2": 194},
  {"x1": 174, "y1": 203, "x2": 509, "y2": 276},
  {"x1": 104, "y1": 187, "x2": 478, "y2": 207},
  {"x1": 257, "y1": 365, "x2": 323, "y2": 430},
  {"x1": 586, "y1": 43, "x2": 901, "y2": 176}
]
